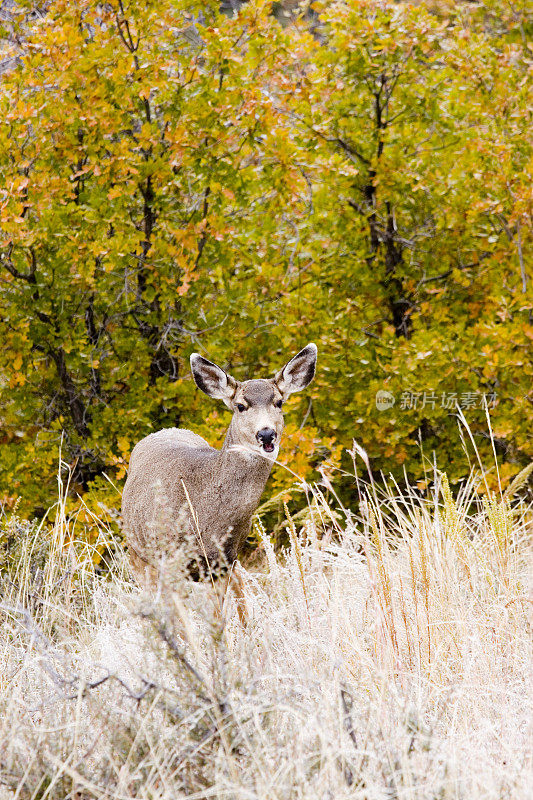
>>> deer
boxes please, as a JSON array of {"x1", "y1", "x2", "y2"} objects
[{"x1": 121, "y1": 343, "x2": 317, "y2": 596}]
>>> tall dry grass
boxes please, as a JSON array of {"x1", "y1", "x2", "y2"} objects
[{"x1": 0, "y1": 457, "x2": 531, "y2": 799}]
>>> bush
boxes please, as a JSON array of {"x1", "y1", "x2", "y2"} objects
[{"x1": 0, "y1": 0, "x2": 531, "y2": 516}]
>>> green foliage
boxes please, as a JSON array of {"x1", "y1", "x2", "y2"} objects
[
  {"x1": 0, "y1": 0, "x2": 531, "y2": 516},
  {"x1": 280, "y1": 0, "x2": 532, "y2": 486},
  {"x1": 0, "y1": 504, "x2": 42, "y2": 577}
]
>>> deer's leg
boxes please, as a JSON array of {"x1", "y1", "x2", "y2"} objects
[
  {"x1": 128, "y1": 547, "x2": 159, "y2": 590},
  {"x1": 225, "y1": 563, "x2": 248, "y2": 628}
]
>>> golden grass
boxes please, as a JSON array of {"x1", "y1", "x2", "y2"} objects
[{"x1": 0, "y1": 461, "x2": 531, "y2": 799}]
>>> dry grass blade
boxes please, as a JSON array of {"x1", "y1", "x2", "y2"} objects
[{"x1": 0, "y1": 463, "x2": 531, "y2": 799}]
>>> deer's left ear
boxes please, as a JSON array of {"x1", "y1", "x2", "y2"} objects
[{"x1": 274, "y1": 343, "x2": 317, "y2": 398}]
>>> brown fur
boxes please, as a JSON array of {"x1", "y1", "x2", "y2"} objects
[{"x1": 121, "y1": 344, "x2": 317, "y2": 585}]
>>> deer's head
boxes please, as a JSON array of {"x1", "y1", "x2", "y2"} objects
[{"x1": 190, "y1": 344, "x2": 317, "y2": 460}]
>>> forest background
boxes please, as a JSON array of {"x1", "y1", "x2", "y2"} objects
[{"x1": 0, "y1": 0, "x2": 531, "y2": 532}]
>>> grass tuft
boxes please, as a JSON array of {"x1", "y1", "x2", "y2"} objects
[{"x1": 0, "y1": 461, "x2": 531, "y2": 799}]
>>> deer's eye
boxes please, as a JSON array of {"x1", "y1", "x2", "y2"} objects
[
  {"x1": 275, "y1": 399, "x2": 283, "y2": 409},
  {"x1": 236, "y1": 403, "x2": 246, "y2": 413}
]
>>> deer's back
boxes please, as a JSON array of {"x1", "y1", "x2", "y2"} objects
[{"x1": 127, "y1": 427, "x2": 212, "y2": 471}]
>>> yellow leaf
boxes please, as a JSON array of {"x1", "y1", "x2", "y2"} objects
[{"x1": 117, "y1": 436, "x2": 130, "y2": 455}]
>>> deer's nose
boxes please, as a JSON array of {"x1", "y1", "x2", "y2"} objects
[{"x1": 256, "y1": 427, "x2": 276, "y2": 448}]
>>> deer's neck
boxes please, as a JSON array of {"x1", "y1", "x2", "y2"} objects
[{"x1": 214, "y1": 427, "x2": 274, "y2": 507}]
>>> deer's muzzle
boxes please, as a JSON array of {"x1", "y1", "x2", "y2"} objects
[{"x1": 256, "y1": 427, "x2": 277, "y2": 453}]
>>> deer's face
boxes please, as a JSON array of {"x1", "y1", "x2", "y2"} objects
[
  {"x1": 190, "y1": 344, "x2": 317, "y2": 462},
  {"x1": 228, "y1": 379, "x2": 285, "y2": 459}
]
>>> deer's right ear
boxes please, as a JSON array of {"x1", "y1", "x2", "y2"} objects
[{"x1": 190, "y1": 354, "x2": 237, "y2": 407}]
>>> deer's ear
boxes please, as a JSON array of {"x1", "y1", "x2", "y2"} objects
[
  {"x1": 274, "y1": 343, "x2": 317, "y2": 398},
  {"x1": 190, "y1": 354, "x2": 237, "y2": 407}
]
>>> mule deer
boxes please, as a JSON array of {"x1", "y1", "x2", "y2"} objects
[{"x1": 121, "y1": 343, "x2": 317, "y2": 585}]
